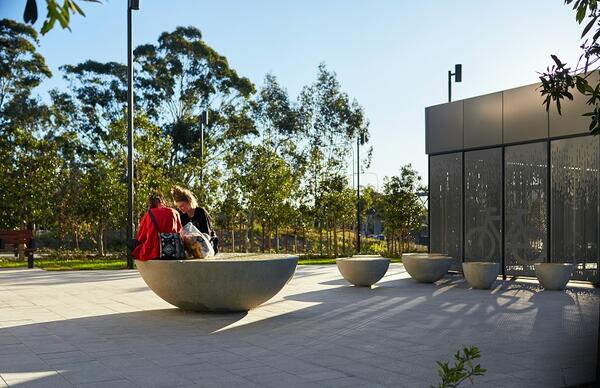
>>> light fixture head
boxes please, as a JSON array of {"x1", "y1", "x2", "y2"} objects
[
  {"x1": 129, "y1": 0, "x2": 140, "y2": 10},
  {"x1": 454, "y1": 64, "x2": 462, "y2": 82},
  {"x1": 201, "y1": 111, "x2": 209, "y2": 126}
]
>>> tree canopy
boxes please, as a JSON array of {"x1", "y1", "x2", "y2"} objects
[{"x1": 0, "y1": 19, "x2": 429, "y2": 257}]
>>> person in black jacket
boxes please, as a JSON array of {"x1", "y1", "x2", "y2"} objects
[{"x1": 171, "y1": 185, "x2": 219, "y2": 254}]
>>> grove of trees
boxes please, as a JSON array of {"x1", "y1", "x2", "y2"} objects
[{"x1": 0, "y1": 18, "x2": 426, "y2": 257}]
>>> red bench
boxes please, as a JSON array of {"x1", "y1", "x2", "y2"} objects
[{"x1": 0, "y1": 230, "x2": 36, "y2": 268}]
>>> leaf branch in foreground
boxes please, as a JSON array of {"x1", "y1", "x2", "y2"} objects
[{"x1": 431, "y1": 345, "x2": 486, "y2": 388}]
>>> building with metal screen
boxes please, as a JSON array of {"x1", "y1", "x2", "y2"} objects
[{"x1": 425, "y1": 80, "x2": 600, "y2": 283}]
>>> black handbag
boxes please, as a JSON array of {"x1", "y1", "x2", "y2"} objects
[{"x1": 148, "y1": 209, "x2": 185, "y2": 260}]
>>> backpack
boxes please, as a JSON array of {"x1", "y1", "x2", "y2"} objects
[{"x1": 148, "y1": 209, "x2": 186, "y2": 260}]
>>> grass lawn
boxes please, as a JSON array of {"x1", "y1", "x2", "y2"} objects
[
  {"x1": 0, "y1": 257, "x2": 128, "y2": 271},
  {"x1": 0, "y1": 253, "x2": 402, "y2": 270}
]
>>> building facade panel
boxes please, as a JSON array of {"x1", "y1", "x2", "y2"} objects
[
  {"x1": 464, "y1": 148, "x2": 502, "y2": 263},
  {"x1": 426, "y1": 101, "x2": 463, "y2": 154},
  {"x1": 504, "y1": 142, "x2": 548, "y2": 276},
  {"x1": 551, "y1": 136, "x2": 599, "y2": 282},
  {"x1": 429, "y1": 153, "x2": 463, "y2": 271},
  {"x1": 426, "y1": 80, "x2": 600, "y2": 283},
  {"x1": 503, "y1": 84, "x2": 548, "y2": 143},
  {"x1": 463, "y1": 92, "x2": 502, "y2": 148}
]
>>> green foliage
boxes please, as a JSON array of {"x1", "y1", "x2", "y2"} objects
[
  {"x1": 539, "y1": 0, "x2": 600, "y2": 135},
  {"x1": 378, "y1": 165, "x2": 426, "y2": 255},
  {"x1": 432, "y1": 346, "x2": 487, "y2": 388},
  {"x1": 0, "y1": 20, "x2": 378, "y2": 259},
  {"x1": 23, "y1": 0, "x2": 100, "y2": 35},
  {"x1": 134, "y1": 26, "x2": 256, "y2": 191},
  {"x1": 0, "y1": 19, "x2": 55, "y2": 229}
]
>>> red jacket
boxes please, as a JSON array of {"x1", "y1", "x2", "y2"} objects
[{"x1": 132, "y1": 206, "x2": 182, "y2": 261}]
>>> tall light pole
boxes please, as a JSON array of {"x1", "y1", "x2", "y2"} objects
[
  {"x1": 199, "y1": 111, "x2": 208, "y2": 189},
  {"x1": 356, "y1": 132, "x2": 365, "y2": 253},
  {"x1": 126, "y1": 0, "x2": 139, "y2": 270},
  {"x1": 448, "y1": 64, "x2": 462, "y2": 102}
]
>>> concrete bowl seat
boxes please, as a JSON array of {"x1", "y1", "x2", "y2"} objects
[
  {"x1": 462, "y1": 261, "x2": 500, "y2": 289},
  {"x1": 136, "y1": 254, "x2": 298, "y2": 312},
  {"x1": 336, "y1": 255, "x2": 390, "y2": 287},
  {"x1": 534, "y1": 263, "x2": 574, "y2": 291},
  {"x1": 402, "y1": 253, "x2": 453, "y2": 283}
]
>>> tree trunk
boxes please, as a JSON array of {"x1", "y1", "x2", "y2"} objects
[
  {"x1": 74, "y1": 229, "x2": 80, "y2": 251},
  {"x1": 275, "y1": 225, "x2": 280, "y2": 253},
  {"x1": 239, "y1": 216, "x2": 245, "y2": 253},
  {"x1": 319, "y1": 223, "x2": 323, "y2": 256},
  {"x1": 342, "y1": 223, "x2": 345, "y2": 256},
  {"x1": 333, "y1": 223, "x2": 338, "y2": 257},
  {"x1": 326, "y1": 223, "x2": 331, "y2": 258},
  {"x1": 387, "y1": 236, "x2": 391, "y2": 255},
  {"x1": 248, "y1": 212, "x2": 254, "y2": 252},
  {"x1": 231, "y1": 228, "x2": 235, "y2": 253},
  {"x1": 294, "y1": 231, "x2": 298, "y2": 253},
  {"x1": 261, "y1": 222, "x2": 265, "y2": 252},
  {"x1": 96, "y1": 225, "x2": 104, "y2": 256}
]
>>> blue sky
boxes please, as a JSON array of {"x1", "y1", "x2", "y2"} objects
[{"x1": 0, "y1": 0, "x2": 585, "y2": 189}]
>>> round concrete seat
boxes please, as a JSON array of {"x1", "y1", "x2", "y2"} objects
[
  {"x1": 336, "y1": 255, "x2": 390, "y2": 287},
  {"x1": 534, "y1": 263, "x2": 573, "y2": 291},
  {"x1": 402, "y1": 254, "x2": 453, "y2": 283},
  {"x1": 136, "y1": 254, "x2": 298, "y2": 312},
  {"x1": 462, "y1": 261, "x2": 500, "y2": 289}
]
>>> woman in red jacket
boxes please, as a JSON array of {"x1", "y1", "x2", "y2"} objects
[{"x1": 132, "y1": 191, "x2": 182, "y2": 261}]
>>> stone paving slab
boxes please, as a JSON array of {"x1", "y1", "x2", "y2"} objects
[{"x1": 0, "y1": 264, "x2": 597, "y2": 387}]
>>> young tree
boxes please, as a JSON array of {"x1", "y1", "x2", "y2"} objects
[
  {"x1": 381, "y1": 165, "x2": 426, "y2": 255},
  {"x1": 298, "y1": 64, "x2": 370, "y2": 254},
  {"x1": 239, "y1": 144, "x2": 297, "y2": 252},
  {"x1": 248, "y1": 74, "x2": 304, "y2": 251}
]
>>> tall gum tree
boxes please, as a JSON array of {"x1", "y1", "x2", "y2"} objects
[
  {"x1": 134, "y1": 26, "x2": 256, "y2": 198},
  {"x1": 0, "y1": 19, "x2": 54, "y2": 230}
]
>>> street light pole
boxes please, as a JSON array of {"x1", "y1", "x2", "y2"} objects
[
  {"x1": 356, "y1": 135, "x2": 360, "y2": 254},
  {"x1": 199, "y1": 111, "x2": 208, "y2": 189},
  {"x1": 126, "y1": 0, "x2": 139, "y2": 270},
  {"x1": 447, "y1": 64, "x2": 462, "y2": 102}
]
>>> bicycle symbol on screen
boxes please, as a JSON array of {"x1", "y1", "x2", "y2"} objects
[{"x1": 466, "y1": 207, "x2": 545, "y2": 263}]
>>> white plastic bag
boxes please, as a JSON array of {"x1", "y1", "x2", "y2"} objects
[{"x1": 182, "y1": 222, "x2": 215, "y2": 259}]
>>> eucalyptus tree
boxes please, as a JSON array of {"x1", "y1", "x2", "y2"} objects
[
  {"x1": 60, "y1": 60, "x2": 127, "y2": 156},
  {"x1": 59, "y1": 60, "x2": 128, "y2": 253},
  {"x1": 298, "y1": 63, "x2": 370, "y2": 254},
  {"x1": 133, "y1": 26, "x2": 256, "y2": 194},
  {"x1": 46, "y1": 90, "x2": 89, "y2": 247},
  {"x1": 0, "y1": 19, "x2": 55, "y2": 229},
  {"x1": 249, "y1": 74, "x2": 304, "y2": 250}
]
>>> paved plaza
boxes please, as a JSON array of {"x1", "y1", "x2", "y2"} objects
[{"x1": 0, "y1": 264, "x2": 598, "y2": 387}]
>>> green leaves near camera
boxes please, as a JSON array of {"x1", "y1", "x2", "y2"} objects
[
  {"x1": 22, "y1": 0, "x2": 101, "y2": 35},
  {"x1": 432, "y1": 345, "x2": 486, "y2": 388}
]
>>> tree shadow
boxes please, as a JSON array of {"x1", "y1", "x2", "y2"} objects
[
  {"x1": 0, "y1": 267, "x2": 597, "y2": 387},
  {"x1": 0, "y1": 268, "x2": 140, "y2": 286}
]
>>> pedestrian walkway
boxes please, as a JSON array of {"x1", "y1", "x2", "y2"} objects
[{"x1": 0, "y1": 264, "x2": 597, "y2": 387}]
